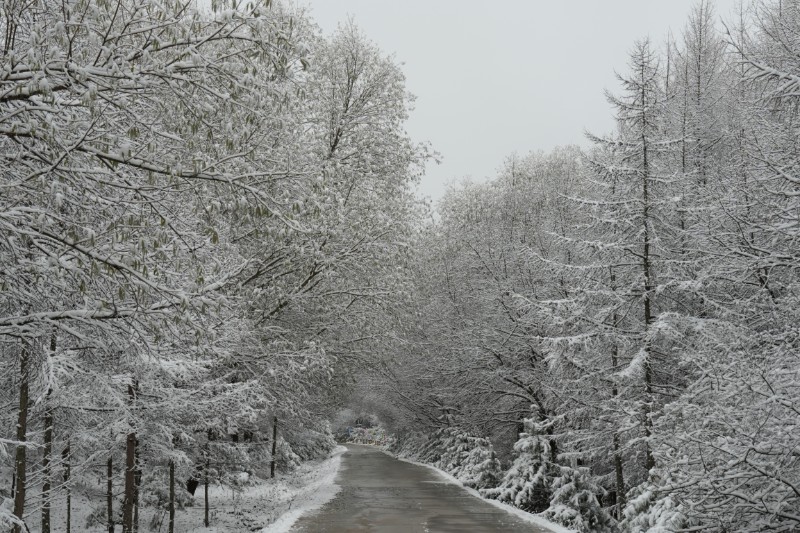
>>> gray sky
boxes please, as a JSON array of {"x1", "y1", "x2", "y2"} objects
[{"x1": 301, "y1": 1, "x2": 740, "y2": 203}]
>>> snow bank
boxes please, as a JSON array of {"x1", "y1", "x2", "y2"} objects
[
  {"x1": 260, "y1": 445, "x2": 345, "y2": 533},
  {"x1": 14, "y1": 446, "x2": 345, "y2": 533},
  {"x1": 380, "y1": 449, "x2": 575, "y2": 533}
]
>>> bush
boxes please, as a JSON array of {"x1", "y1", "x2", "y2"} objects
[
  {"x1": 620, "y1": 483, "x2": 693, "y2": 533},
  {"x1": 435, "y1": 428, "x2": 502, "y2": 489},
  {"x1": 543, "y1": 465, "x2": 616, "y2": 533},
  {"x1": 290, "y1": 426, "x2": 337, "y2": 461},
  {"x1": 481, "y1": 430, "x2": 555, "y2": 513},
  {"x1": 391, "y1": 427, "x2": 502, "y2": 490},
  {"x1": 274, "y1": 438, "x2": 301, "y2": 472},
  {"x1": 140, "y1": 467, "x2": 196, "y2": 511}
]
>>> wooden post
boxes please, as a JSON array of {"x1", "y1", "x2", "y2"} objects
[
  {"x1": 204, "y1": 450, "x2": 210, "y2": 527},
  {"x1": 270, "y1": 416, "x2": 278, "y2": 479},
  {"x1": 168, "y1": 461, "x2": 175, "y2": 533},
  {"x1": 62, "y1": 443, "x2": 71, "y2": 533},
  {"x1": 107, "y1": 457, "x2": 114, "y2": 533},
  {"x1": 134, "y1": 438, "x2": 140, "y2": 532}
]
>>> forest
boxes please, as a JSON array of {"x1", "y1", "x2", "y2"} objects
[{"x1": 0, "y1": 0, "x2": 798, "y2": 532}]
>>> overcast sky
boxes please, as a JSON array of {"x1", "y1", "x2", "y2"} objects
[{"x1": 300, "y1": 0, "x2": 740, "y2": 203}]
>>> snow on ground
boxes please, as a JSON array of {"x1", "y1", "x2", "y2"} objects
[
  {"x1": 259, "y1": 445, "x2": 344, "y2": 533},
  {"x1": 14, "y1": 446, "x2": 345, "y2": 533},
  {"x1": 10, "y1": 445, "x2": 570, "y2": 532},
  {"x1": 378, "y1": 448, "x2": 575, "y2": 533}
]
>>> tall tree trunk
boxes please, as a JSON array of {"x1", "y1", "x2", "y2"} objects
[
  {"x1": 41, "y1": 405, "x2": 53, "y2": 533},
  {"x1": 12, "y1": 349, "x2": 29, "y2": 533},
  {"x1": 62, "y1": 443, "x2": 71, "y2": 533},
  {"x1": 270, "y1": 416, "x2": 278, "y2": 478},
  {"x1": 610, "y1": 269, "x2": 627, "y2": 518},
  {"x1": 168, "y1": 461, "x2": 175, "y2": 533},
  {"x1": 122, "y1": 432, "x2": 136, "y2": 532},
  {"x1": 123, "y1": 382, "x2": 137, "y2": 533},
  {"x1": 640, "y1": 92, "x2": 656, "y2": 473},
  {"x1": 107, "y1": 457, "x2": 114, "y2": 533},
  {"x1": 42, "y1": 333, "x2": 56, "y2": 533},
  {"x1": 204, "y1": 449, "x2": 210, "y2": 527},
  {"x1": 612, "y1": 433, "x2": 626, "y2": 519},
  {"x1": 133, "y1": 438, "x2": 140, "y2": 533}
]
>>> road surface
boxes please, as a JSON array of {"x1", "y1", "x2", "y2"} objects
[{"x1": 290, "y1": 444, "x2": 558, "y2": 533}]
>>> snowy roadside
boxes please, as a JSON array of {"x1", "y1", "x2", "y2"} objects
[
  {"x1": 258, "y1": 445, "x2": 345, "y2": 533},
  {"x1": 14, "y1": 446, "x2": 346, "y2": 533},
  {"x1": 179, "y1": 444, "x2": 345, "y2": 532},
  {"x1": 378, "y1": 448, "x2": 575, "y2": 533}
]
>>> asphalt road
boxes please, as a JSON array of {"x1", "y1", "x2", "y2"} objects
[{"x1": 290, "y1": 444, "x2": 557, "y2": 533}]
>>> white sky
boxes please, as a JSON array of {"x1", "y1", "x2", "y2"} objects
[{"x1": 300, "y1": 1, "x2": 741, "y2": 203}]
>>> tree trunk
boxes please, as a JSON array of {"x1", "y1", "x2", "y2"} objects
[
  {"x1": 168, "y1": 461, "x2": 175, "y2": 533},
  {"x1": 608, "y1": 278, "x2": 627, "y2": 519},
  {"x1": 42, "y1": 333, "x2": 56, "y2": 533},
  {"x1": 613, "y1": 432, "x2": 626, "y2": 519},
  {"x1": 123, "y1": 382, "x2": 137, "y2": 533},
  {"x1": 204, "y1": 451, "x2": 210, "y2": 527},
  {"x1": 270, "y1": 416, "x2": 278, "y2": 478},
  {"x1": 12, "y1": 349, "x2": 30, "y2": 533},
  {"x1": 41, "y1": 406, "x2": 53, "y2": 533},
  {"x1": 107, "y1": 457, "x2": 114, "y2": 533},
  {"x1": 62, "y1": 443, "x2": 71, "y2": 533},
  {"x1": 133, "y1": 438, "x2": 140, "y2": 533},
  {"x1": 122, "y1": 432, "x2": 136, "y2": 533},
  {"x1": 640, "y1": 101, "x2": 656, "y2": 473}
]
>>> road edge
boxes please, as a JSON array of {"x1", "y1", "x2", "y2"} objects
[
  {"x1": 259, "y1": 445, "x2": 347, "y2": 533},
  {"x1": 376, "y1": 447, "x2": 575, "y2": 533}
]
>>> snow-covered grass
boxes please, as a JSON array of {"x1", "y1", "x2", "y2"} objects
[
  {"x1": 379, "y1": 448, "x2": 575, "y2": 533},
  {"x1": 11, "y1": 446, "x2": 345, "y2": 533}
]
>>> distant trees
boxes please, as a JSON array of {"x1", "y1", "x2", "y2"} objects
[{"x1": 382, "y1": 1, "x2": 800, "y2": 532}]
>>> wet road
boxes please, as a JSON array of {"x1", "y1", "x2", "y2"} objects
[{"x1": 290, "y1": 444, "x2": 556, "y2": 533}]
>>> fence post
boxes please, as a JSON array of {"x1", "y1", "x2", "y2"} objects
[
  {"x1": 107, "y1": 457, "x2": 114, "y2": 533},
  {"x1": 270, "y1": 417, "x2": 278, "y2": 479},
  {"x1": 204, "y1": 448, "x2": 210, "y2": 527},
  {"x1": 168, "y1": 461, "x2": 175, "y2": 533}
]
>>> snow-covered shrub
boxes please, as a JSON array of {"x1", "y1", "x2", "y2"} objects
[
  {"x1": 140, "y1": 467, "x2": 196, "y2": 510},
  {"x1": 542, "y1": 465, "x2": 616, "y2": 533},
  {"x1": 0, "y1": 495, "x2": 18, "y2": 530},
  {"x1": 481, "y1": 429, "x2": 556, "y2": 512},
  {"x1": 290, "y1": 426, "x2": 337, "y2": 461},
  {"x1": 415, "y1": 431, "x2": 447, "y2": 464},
  {"x1": 274, "y1": 438, "x2": 301, "y2": 472},
  {"x1": 459, "y1": 446, "x2": 503, "y2": 489},
  {"x1": 86, "y1": 503, "x2": 122, "y2": 529},
  {"x1": 435, "y1": 428, "x2": 502, "y2": 489},
  {"x1": 389, "y1": 432, "x2": 433, "y2": 459},
  {"x1": 391, "y1": 428, "x2": 501, "y2": 489},
  {"x1": 620, "y1": 483, "x2": 693, "y2": 533}
]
